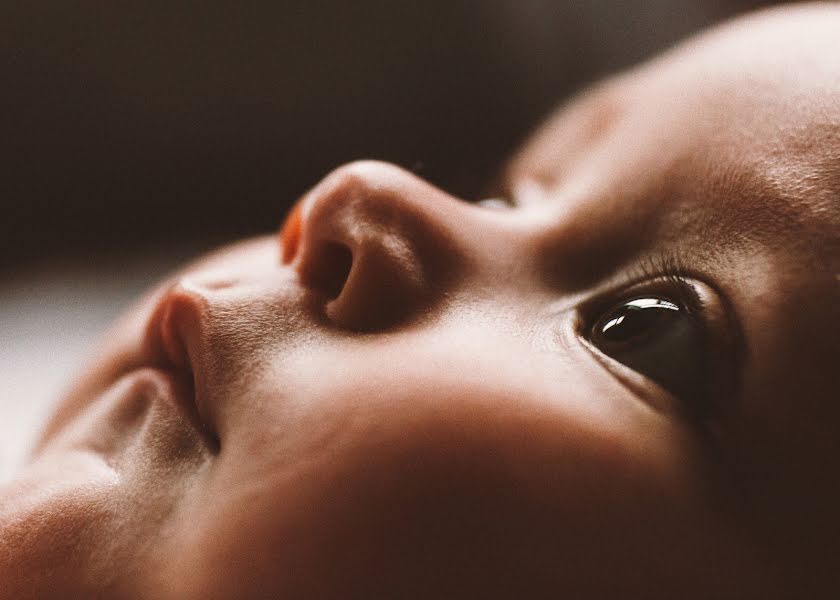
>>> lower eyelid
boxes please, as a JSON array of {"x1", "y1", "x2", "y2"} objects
[
  {"x1": 562, "y1": 315, "x2": 683, "y2": 416},
  {"x1": 595, "y1": 350, "x2": 684, "y2": 416}
]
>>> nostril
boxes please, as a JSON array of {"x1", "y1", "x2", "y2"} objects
[{"x1": 303, "y1": 241, "x2": 353, "y2": 300}]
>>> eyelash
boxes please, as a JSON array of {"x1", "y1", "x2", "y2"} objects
[
  {"x1": 583, "y1": 253, "x2": 705, "y2": 326},
  {"x1": 628, "y1": 253, "x2": 695, "y2": 293}
]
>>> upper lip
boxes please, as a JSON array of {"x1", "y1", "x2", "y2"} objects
[
  {"x1": 141, "y1": 280, "x2": 211, "y2": 424},
  {"x1": 144, "y1": 282, "x2": 201, "y2": 373}
]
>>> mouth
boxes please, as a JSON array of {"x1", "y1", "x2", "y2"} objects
[
  {"x1": 37, "y1": 238, "x2": 288, "y2": 456},
  {"x1": 39, "y1": 277, "x2": 219, "y2": 452}
]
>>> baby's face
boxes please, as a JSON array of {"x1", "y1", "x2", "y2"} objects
[{"x1": 4, "y1": 5, "x2": 839, "y2": 598}]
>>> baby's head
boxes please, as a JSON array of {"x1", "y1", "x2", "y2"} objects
[{"x1": 3, "y1": 4, "x2": 839, "y2": 597}]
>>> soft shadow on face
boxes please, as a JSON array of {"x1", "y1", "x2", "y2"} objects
[{"x1": 3, "y1": 4, "x2": 840, "y2": 598}]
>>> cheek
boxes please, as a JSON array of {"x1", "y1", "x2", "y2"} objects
[
  {"x1": 4, "y1": 376, "x2": 217, "y2": 596},
  {"x1": 0, "y1": 451, "x2": 120, "y2": 595},
  {"x1": 149, "y1": 325, "x2": 776, "y2": 597},
  {"x1": 164, "y1": 377, "x2": 759, "y2": 598}
]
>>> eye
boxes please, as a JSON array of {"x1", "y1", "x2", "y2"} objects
[{"x1": 588, "y1": 293, "x2": 709, "y2": 408}]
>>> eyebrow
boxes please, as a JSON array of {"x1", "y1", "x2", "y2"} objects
[
  {"x1": 679, "y1": 159, "x2": 839, "y2": 270},
  {"x1": 540, "y1": 150, "x2": 838, "y2": 294}
]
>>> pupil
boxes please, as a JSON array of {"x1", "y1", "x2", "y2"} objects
[{"x1": 599, "y1": 298, "x2": 679, "y2": 343}]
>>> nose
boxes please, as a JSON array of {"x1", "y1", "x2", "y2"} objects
[{"x1": 281, "y1": 161, "x2": 468, "y2": 331}]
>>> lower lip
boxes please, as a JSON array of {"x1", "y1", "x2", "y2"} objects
[
  {"x1": 119, "y1": 366, "x2": 201, "y2": 429},
  {"x1": 69, "y1": 366, "x2": 215, "y2": 467}
]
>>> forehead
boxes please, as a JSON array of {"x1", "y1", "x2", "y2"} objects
[{"x1": 506, "y1": 5, "x2": 840, "y2": 262}]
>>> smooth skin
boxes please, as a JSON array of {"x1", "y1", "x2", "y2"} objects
[{"x1": 2, "y1": 4, "x2": 839, "y2": 598}]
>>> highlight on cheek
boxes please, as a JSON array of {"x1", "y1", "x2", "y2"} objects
[{"x1": 279, "y1": 201, "x2": 303, "y2": 264}]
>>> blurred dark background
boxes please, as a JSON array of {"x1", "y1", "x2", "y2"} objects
[{"x1": 1, "y1": 0, "x2": 786, "y2": 270}]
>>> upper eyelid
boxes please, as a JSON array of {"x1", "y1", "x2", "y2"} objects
[{"x1": 577, "y1": 273, "x2": 701, "y2": 328}]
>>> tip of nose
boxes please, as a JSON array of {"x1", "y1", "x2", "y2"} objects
[{"x1": 285, "y1": 160, "x2": 465, "y2": 331}]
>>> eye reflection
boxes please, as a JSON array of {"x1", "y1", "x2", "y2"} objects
[{"x1": 599, "y1": 298, "x2": 679, "y2": 343}]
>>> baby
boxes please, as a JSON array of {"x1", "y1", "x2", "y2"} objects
[{"x1": 2, "y1": 3, "x2": 839, "y2": 598}]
